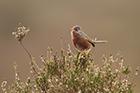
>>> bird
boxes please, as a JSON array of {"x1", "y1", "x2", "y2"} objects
[{"x1": 70, "y1": 25, "x2": 107, "y2": 52}]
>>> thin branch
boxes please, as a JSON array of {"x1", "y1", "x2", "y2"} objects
[
  {"x1": 19, "y1": 41, "x2": 38, "y2": 75},
  {"x1": 19, "y1": 41, "x2": 32, "y2": 60}
]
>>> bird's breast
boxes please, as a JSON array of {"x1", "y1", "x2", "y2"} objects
[{"x1": 72, "y1": 32, "x2": 91, "y2": 51}]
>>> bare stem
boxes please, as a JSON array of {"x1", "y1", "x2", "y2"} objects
[
  {"x1": 19, "y1": 41, "x2": 38, "y2": 75},
  {"x1": 19, "y1": 41, "x2": 32, "y2": 59}
]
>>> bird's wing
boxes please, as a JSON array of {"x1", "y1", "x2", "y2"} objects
[
  {"x1": 79, "y1": 31, "x2": 95, "y2": 47},
  {"x1": 79, "y1": 31, "x2": 108, "y2": 45},
  {"x1": 79, "y1": 31, "x2": 91, "y2": 40}
]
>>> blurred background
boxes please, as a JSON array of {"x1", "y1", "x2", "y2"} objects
[{"x1": 0, "y1": 0, "x2": 140, "y2": 92}]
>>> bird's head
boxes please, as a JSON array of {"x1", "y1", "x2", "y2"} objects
[{"x1": 71, "y1": 25, "x2": 81, "y2": 32}]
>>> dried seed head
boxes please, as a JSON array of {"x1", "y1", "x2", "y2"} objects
[
  {"x1": 1, "y1": 81, "x2": 7, "y2": 92},
  {"x1": 135, "y1": 66, "x2": 140, "y2": 76},
  {"x1": 1, "y1": 81, "x2": 7, "y2": 88},
  {"x1": 12, "y1": 23, "x2": 30, "y2": 42}
]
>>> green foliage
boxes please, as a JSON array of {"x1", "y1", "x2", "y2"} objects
[
  {"x1": 1, "y1": 49, "x2": 135, "y2": 93},
  {"x1": 1, "y1": 23, "x2": 137, "y2": 93}
]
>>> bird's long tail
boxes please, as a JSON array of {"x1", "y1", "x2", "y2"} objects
[
  {"x1": 88, "y1": 38, "x2": 108, "y2": 47},
  {"x1": 92, "y1": 37, "x2": 108, "y2": 44},
  {"x1": 93, "y1": 40, "x2": 108, "y2": 44}
]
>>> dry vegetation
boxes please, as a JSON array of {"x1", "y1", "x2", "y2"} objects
[{"x1": 1, "y1": 23, "x2": 138, "y2": 93}]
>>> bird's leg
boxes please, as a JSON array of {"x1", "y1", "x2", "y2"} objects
[
  {"x1": 76, "y1": 51, "x2": 81, "y2": 59},
  {"x1": 76, "y1": 50, "x2": 91, "y2": 70},
  {"x1": 85, "y1": 49, "x2": 91, "y2": 56},
  {"x1": 75, "y1": 52, "x2": 81, "y2": 70},
  {"x1": 76, "y1": 51, "x2": 81, "y2": 64}
]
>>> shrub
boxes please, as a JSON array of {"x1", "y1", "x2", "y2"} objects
[{"x1": 1, "y1": 23, "x2": 138, "y2": 93}]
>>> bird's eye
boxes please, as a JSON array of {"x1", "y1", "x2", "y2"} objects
[{"x1": 74, "y1": 26, "x2": 80, "y2": 31}]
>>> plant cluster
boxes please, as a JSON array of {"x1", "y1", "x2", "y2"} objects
[{"x1": 1, "y1": 23, "x2": 138, "y2": 93}]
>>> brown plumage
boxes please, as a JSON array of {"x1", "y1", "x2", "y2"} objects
[
  {"x1": 70, "y1": 25, "x2": 107, "y2": 52},
  {"x1": 71, "y1": 25, "x2": 95, "y2": 52}
]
